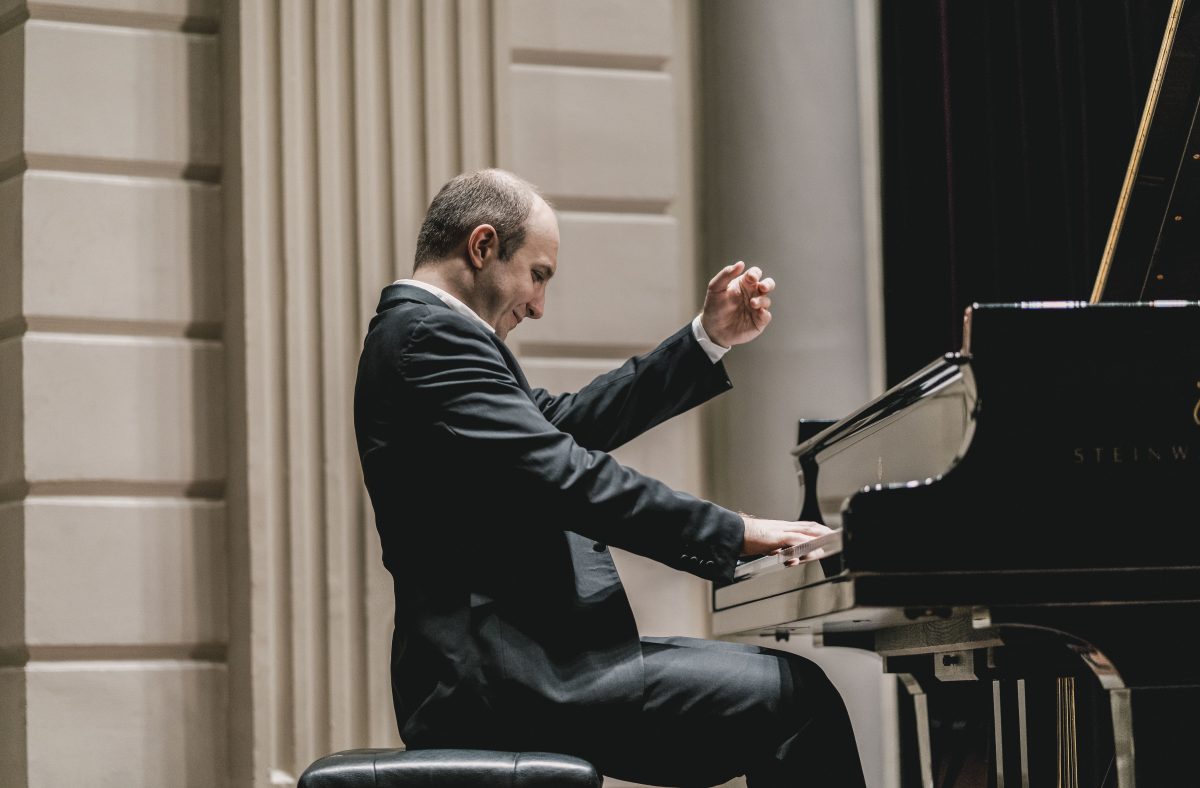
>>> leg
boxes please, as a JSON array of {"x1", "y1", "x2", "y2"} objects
[{"x1": 584, "y1": 637, "x2": 867, "y2": 787}]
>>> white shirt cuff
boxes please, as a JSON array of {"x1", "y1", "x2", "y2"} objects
[{"x1": 691, "y1": 314, "x2": 730, "y2": 363}]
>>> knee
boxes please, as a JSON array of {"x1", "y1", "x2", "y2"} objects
[{"x1": 777, "y1": 653, "x2": 847, "y2": 720}]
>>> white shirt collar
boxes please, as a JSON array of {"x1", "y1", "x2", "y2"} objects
[{"x1": 395, "y1": 279, "x2": 495, "y2": 334}]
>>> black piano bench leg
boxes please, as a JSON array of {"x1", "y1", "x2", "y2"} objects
[{"x1": 297, "y1": 748, "x2": 602, "y2": 788}]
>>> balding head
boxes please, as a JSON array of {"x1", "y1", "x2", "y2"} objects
[{"x1": 414, "y1": 169, "x2": 544, "y2": 270}]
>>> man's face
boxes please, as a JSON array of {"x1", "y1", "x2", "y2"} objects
[{"x1": 480, "y1": 198, "x2": 559, "y2": 340}]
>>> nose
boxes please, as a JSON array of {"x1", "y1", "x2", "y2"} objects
[{"x1": 527, "y1": 293, "x2": 544, "y2": 319}]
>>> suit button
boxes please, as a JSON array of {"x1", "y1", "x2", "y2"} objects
[
  {"x1": 592, "y1": 542, "x2": 607, "y2": 552},
  {"x1": 703, "y1": 559, "x2": 715, "y2": 568}
]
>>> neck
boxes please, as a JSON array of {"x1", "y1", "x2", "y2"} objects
[{"x1": 410, "y1": 261, "x2": 496, "y2": 328}]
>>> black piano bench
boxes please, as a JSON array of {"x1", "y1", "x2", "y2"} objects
[{"x1": 297, "y1": 748, "x2": 602, "y2": 788}]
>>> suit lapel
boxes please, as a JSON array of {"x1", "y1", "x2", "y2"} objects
[{"x1": 489, "y1": 335, "x2": 534, "y2": 395}]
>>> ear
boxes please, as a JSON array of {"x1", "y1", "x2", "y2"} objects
[{"x1": 466, "y1": 224, "x2": 498, "y2": 270}]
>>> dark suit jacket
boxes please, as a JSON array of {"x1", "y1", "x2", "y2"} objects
[{"x1": 353, "y1": 283, "x2": 745, "y2": 746}]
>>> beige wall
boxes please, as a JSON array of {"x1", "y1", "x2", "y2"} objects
[{"x1": 0, "y1": 1, "x2": 885, "y2": 786}]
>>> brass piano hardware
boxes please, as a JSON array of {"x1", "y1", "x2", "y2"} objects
[
  {"x1": 1193, "y1": 152, "x2": 1199, "y2": 159},
  {"x1": 1174, "y1": 214, "x2": 1184, "y2": 221},
  {"x1": 1091, "y1": 0, "x2": 1187, "y2": 303}
]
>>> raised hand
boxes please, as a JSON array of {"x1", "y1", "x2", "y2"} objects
[{"x1": 700, "y1": 261, "x2": 775, "y2": 348}]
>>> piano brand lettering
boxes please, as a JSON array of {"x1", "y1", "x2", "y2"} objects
[{"x1": 1072, "y1": 445, "x2": 1191, "y2": 463}]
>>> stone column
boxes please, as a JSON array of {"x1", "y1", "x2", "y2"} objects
[
  {"x1": 0, "y1": 0, "x2": 228, "y2": 786},
  {"x1": 699, "y1": 1, "x2": 896, "y2": 786}
]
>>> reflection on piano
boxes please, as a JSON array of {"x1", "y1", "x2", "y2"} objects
[{"x1": 713, "y1": 2, "x2": 1200, "y2": 786}]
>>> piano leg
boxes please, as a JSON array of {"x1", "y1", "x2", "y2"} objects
[
  {"x1": 890, "y1": 651, "x2": 1113, "y2": 787},
  {"x1": 895, "y1": 671, "x2": 994, "y2": 787},
  {"x1": 898, "y1": 674, "x2": 935, "y2": 788},
  {"x1": 981, "y1": 602, "x2": 1200, "y2": 788},
  {"x1": 1109, "y1": 686, "x2": 1200, "y2": 788}
]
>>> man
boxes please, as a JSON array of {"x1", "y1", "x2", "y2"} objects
[{"x1": 354, "y1": 169, "x2": 866, "y2": 786}]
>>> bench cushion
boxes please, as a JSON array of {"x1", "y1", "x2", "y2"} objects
[{"x1": 298, "y1": 748, "x2": 602, "y2": 788}]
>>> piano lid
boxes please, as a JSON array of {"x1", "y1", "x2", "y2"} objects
[{"x1": 1092, "y1": 0, "x2": 1200, "y2": 301}]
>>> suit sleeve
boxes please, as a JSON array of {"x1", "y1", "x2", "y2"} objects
[
  {"x1": 527, "y1": 324, "x2": 734, "y2": 452},
  {"x1": 399, "y1": 309, "x2": 744, "y2": 583}
]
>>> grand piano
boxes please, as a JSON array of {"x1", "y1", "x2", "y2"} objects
[{"x1": 712, "y1": 2, "x2": 1200, "y2": 786}]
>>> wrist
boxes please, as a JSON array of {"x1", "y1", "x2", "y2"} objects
[{"x1": 696, "y1": 314, "x2": 730, "y2": 349}]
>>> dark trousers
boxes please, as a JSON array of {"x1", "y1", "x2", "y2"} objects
[{"x1": 547, "y1": 637, "x2": 869, "y2": 787}]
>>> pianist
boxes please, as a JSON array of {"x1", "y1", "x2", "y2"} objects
[{"x1": 354, "y1": 168, "x2": 867, "y2": 787}]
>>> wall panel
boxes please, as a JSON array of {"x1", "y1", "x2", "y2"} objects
[
  {"x1": 507, "y1": 65, "x2": 676, "y2": 204},
  {"x1": 21, "y1": 334, "x2": 225, "y2": 487},
  {"x1": 24, "y1": 20, "x2": 220, "y2": 173},
  {"x1": 21, "y1": 172, "x2": 223, "y2": 330},
  {"x1": 22, "y1": 498, "x2": 226, "y2": 647},
  {"x1": 507, "y1": 0, "x2": 672, "y2": 61},
  {"x1": 25, "y1": 662, "x2": 226, "y2": 788}
]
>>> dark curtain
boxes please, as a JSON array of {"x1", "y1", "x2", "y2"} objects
[{"x1": 880, "y1": 0, "x2": 1175, "y2": 385}]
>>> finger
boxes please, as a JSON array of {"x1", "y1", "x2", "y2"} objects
[
  {"x1": 708, "y1": 261, "x2": 745, "y2": 292},
  {"x1": 750, "y1": 296, "x2": 772, "y2": 310},
  {"x1": 757, "y1": 277, "x2": 775, "y2": 293},
  {"x1": 739, "y1": 266, "x2": 763, "y2": 292}
]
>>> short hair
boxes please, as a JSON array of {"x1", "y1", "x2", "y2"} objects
[{"x1": 413, "y1": 169, "x2": 542, "y2": 269}]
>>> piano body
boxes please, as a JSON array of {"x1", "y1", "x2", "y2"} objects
[{"x1": 714, "y1": 2, "x2": 1200, "y2": 786}]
